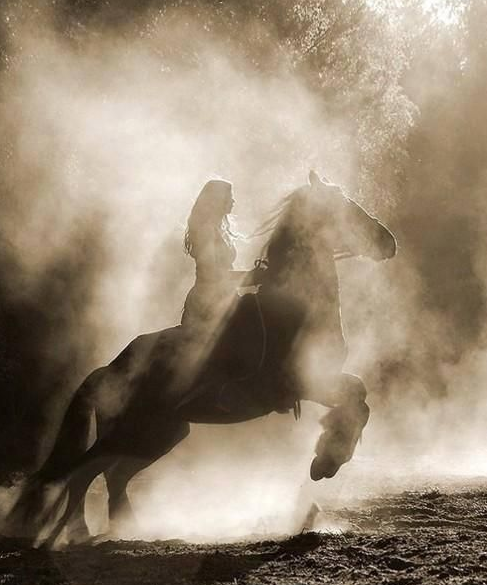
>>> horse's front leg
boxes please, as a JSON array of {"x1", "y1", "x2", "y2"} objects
[
  {"x1": 315, "y1": 372, "x2": 367, "y2": 408},
  {"x1": 310, "y1": 373, "x2": 370, "y2": 481}
]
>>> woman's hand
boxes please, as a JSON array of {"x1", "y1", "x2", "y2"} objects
[
  {"x1": 248, "y1": 267, "x2": 266, "y2": 285},
  {"x1": 242, "y1": 259, "x2": 268, "y2": 286}
]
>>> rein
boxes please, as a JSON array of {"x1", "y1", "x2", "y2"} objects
[
  {"x1": 251, "y1": 257, "x2": 269, "y2": 374},
  {"x1": 255, "y1": 257, "x2": 302, "y2": 420},
  {"x1": 236, "y1": 292, "x2": 302, "y2": 420},
  {"x1": 254, "y1": 292, "x2": 267, "y2": 373},
  {"x1": 223, "y1": 292, "x2": 267, "y2": 388}
]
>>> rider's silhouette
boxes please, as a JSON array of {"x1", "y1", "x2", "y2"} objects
[
  {"x1": 178, "y1": 179, "x2": 270, "y2": 413},
  {"x1": 182, "y1": 179, "x2": 262, "y2": 335}
]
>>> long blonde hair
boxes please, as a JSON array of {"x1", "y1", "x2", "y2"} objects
[{"x1": 184, "y1": 179, "x2": 235, "y2": 257}]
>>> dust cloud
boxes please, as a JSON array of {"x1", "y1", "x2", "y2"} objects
[
  {"x1": 1, "y1": 0, "x2": 487, "y2": 542},
  {"x1": 0, "y1": 0, "x2": 362, "y2": 537}
]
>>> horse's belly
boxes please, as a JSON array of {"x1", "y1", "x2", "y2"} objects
[{"x1": 178, "y1": 396, "x2": 272, "y2": 425}]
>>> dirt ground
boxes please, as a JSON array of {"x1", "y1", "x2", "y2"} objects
[{"x1": 1, "y1": 476, "x2": 487, "y2": 585}]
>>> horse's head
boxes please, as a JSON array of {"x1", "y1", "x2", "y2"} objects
[
  {"x1": 261, "y1": 171, "x2": 397, "y2": 302},
  {"x1": 303, "y1": 170, "x2": 397, "y2": 262}
]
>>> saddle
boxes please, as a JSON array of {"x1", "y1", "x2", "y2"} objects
[
  {"x1": 175, "y1": 291, "x2": 299, "y2": 415},
  {"x1": 173, "y1": 293, "x2": 264, "y2": 407}
]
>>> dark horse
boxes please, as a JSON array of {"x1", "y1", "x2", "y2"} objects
[{"x1": 3, "y1": 172, "x2": 396, "y2": 547}]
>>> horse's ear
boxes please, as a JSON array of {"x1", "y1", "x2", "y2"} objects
[{"x1": 308, "y1": 170, "x2": 322, "y2": 187}]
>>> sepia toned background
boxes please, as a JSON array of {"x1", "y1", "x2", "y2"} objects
[{"x1": 0, "y1": 0, "x2": 486, "y2": 540}]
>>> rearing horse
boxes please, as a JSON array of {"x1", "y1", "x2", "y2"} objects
[{"x1": 3, "y1": 171, "x2": 396, "y2": 547}]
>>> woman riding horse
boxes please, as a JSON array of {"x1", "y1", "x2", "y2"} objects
[
  {"x1": 177, "y1": 179, "x2": 267, "y2": 409},
  {"x1": 182, "y1": 178, "x2": 264, "y2": 334},
  {"x1": 2, "y1": 171, "x2": 396, "y2": 547}
]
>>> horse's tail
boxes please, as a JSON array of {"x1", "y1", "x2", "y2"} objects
[
  {"x1": 1, "y1": 368, "x2": 103, "y2": 538},
  {"x1": 39, "y1": 368, "x2": 105, "y2": 483}
]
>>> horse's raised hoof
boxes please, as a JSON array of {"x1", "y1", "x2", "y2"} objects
[
  {"x1": 310, "y1": 454, "x2": 341, "y2": 481},
  {"x1": 311, "y1": 401, "x2": 370, "y2": 481}
]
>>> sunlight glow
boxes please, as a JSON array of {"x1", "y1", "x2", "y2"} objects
[
  {"x1": 367, "y1": 0, "x2": 467, "y2": 26},
  {"x1": 422, "y1": 0, "x2": 466, "y2": 25}
]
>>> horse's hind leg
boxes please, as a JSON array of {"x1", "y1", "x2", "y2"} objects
[
  {"x1": 103, "y1": 421, "x2": 191, "y2": 537},
  {"x1": 103, "y1": 457, "x2": 147, "y2": 536},
  {"x1": 46, "y1": 413, "x2": 191, "y2": 545},
  {"x1": 65, "y1": 495, "x2": 91, "y2": 544},
  {"x1": 42, "y1": 452, "x2": 114, "y2": 549}
]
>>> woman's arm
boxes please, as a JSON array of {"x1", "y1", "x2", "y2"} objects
[
  {"x1": 191, "y1": 226, "x2": 221, "y2": 279},
  {"x1": 192, "y1": 226, "x2": 266, "y2": 286}
]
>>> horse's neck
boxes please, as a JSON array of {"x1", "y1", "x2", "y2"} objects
[{"x1": 266, "y1": 238, "x2": 342, "y2": 329}]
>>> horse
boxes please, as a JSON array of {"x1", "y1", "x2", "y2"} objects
[{"x1": 3, "y1": 171, "x2": 397, "y2": 547}]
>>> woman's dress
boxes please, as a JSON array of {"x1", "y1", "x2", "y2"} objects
[{"x1": 181, "y1": 225, "x2": 237, "y2": 334}]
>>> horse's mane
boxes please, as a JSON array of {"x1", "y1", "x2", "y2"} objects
[
  {"x1": 256, "y1": 183, "x2": 359, "y2": 264},
  {"x1": 255, "y1": 186, "x2": 310, "y2": 260},
  {"x1": 254, "y1": 183, "x2": 342, "y2": 310}
]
